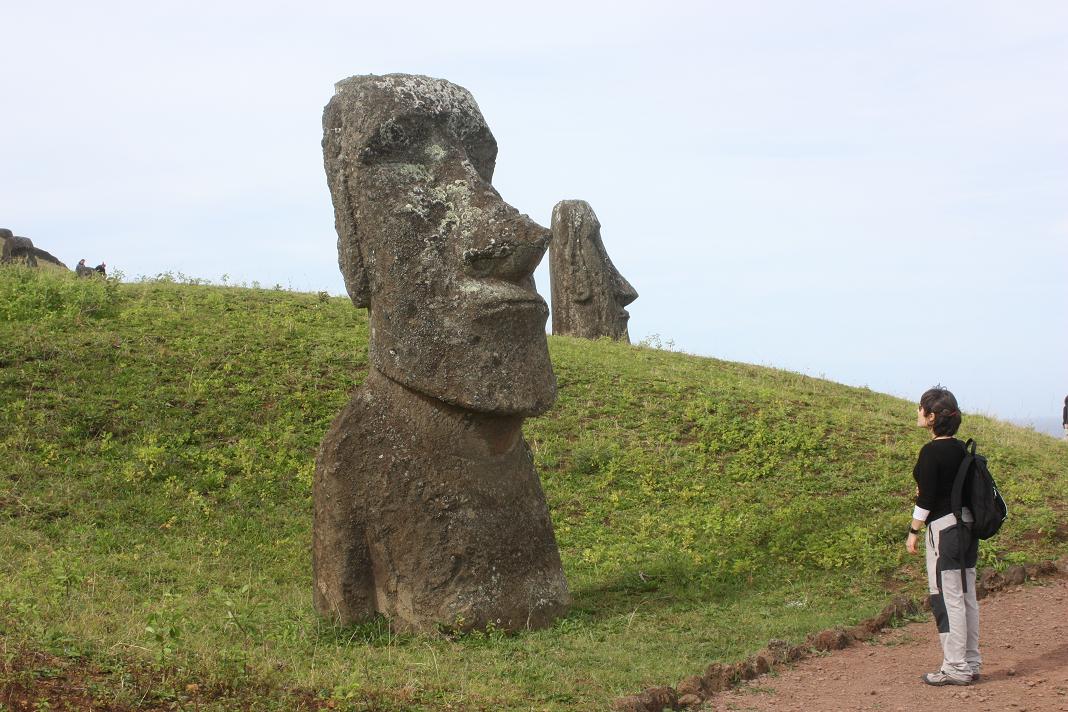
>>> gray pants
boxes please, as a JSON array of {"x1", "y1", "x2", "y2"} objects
[{"x1": 925, "y1": 511, "x2": 981, "y2": 679}]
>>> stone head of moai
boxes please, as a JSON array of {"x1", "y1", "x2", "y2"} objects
[
  {"x1": 323, "y1": 73, "x2": 556, "y2": 415},
  {"x1": 549, "y1": 200, "x2": 638, "y2": 342}
]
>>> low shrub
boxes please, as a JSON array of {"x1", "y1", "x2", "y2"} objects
[{"x1": 0, "y1": 264, "x2": 121, "y2": 322}]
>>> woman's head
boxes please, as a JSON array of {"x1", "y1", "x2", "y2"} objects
[{"x1": 918, "y1": 386, "x2": 961, "y2": 436}]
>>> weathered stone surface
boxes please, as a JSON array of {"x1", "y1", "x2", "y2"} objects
[
  {"x1": 978, "y1": 568, "x2": 1003, "y2": 592},
  {"x1": 1025, "y1": 560, "x2": 1056, "y2": 578},
  {"x1": 865, "y1": 595, "x2": 917, "y2": 632},
  {"x1": 1, "y1": 230, "x2": 67, "y2": 270},
  {"x1": 325, "y1": 73, "x2": 555, "y2": 413},
  {"x1": 736, "y1": 660, "x2": 759, "y2": 680},
  {"x1": 1057, "y1": 556, "x2": 1068, "y2": 575},
  {"x1": 611, "y1": 696, "x2": 647, "y2": 712},
  {"x1": 847, "y1": 623, "x2": 875, "y2": 641},
  {"x1": 761, "y1": 638, "x2": 794, "y2": 664},
  {"x1": 313, "y1": 73, "x2": 569, "y2": 633},
  {"x1": 1, "y1": 231, "x2": 37, "y2": 267},
  {"x1": 549, "y1": 200, "x2": 637, "y2": 342},
  {"x1": 810, "y1": 627, "x2": 853, "y2": 651},
  {"x1": 1004, "y1": 564, "x2": 1028, "y2": 586},
  {"x1": 703, "y1": 662, "x2": 732, "y2": 692},
  {"x1": 32, "y1": 248, "x2": 67, "y2": 270},
  {"x1": 675, "y1": 675, "x2": 706, "y2": 698},
  {"x1": 752, "y1": 654, "x2": 771, "y2": 675},
  {"x1": 637, "y1": 686, "x2": 678, "y2": 711}
]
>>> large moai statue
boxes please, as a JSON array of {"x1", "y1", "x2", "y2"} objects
[
  {"x1": 313, "y1": 74, "x2": 570, "y2": 633},
  {"x1": 549, "y1": 200, "x2": 638, "y2": 342}
]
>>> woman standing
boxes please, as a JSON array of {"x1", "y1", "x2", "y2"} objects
[
  {"x1": 905, "y1": 386, "x2": 980, "y2": 686},
  {"x1": 1061, "y1": 395, "x2": 1067, "y2": 440}
]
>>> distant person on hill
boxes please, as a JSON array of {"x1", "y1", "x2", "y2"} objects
[
  {"x1": 75, "y1": 259, "x2": 95, "y2": 277},
  {"x1": 905, "y1": 386, "x2": 980, "y2": 686},
  {"x1": 1062, "y1": 395, "x2": 1067, "y2": 440},
  {"x1": 94, "y1": 262, "x2": 107, "y2": 276}
]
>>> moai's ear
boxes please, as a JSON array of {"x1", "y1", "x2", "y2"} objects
[
  {"x1": 568, "y1": 213, "x2": 592, "y2": 304},
  {"x1": 570, "y1": 256, "x2": 592, "y2": 303},
  {"x1": 324, "y1": 113, "x2": 371, "y2": 308},
  {"x1": 339, "y1": 238, "x2": 370, "y2": 308},
  {"x1": 335, "y1": 188, "x2": 370, "y2": 308}
]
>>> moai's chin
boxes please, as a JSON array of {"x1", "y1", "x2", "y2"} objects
[{"x1": 368, "y1": 295, "x2": 557, "y2": 416}]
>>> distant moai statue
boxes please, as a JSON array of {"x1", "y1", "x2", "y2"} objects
[
  {"x1": 1, "y1": 229, "x2": 68, "y2": 270},
  {"x1": 549, "y1": 200, "x2": 638, "y2": 342},
  {"x1": 1, "y1": 230, "x2": 38, "y2": 267},
  {"x1": 313, "y1": 74, "x2": 570, "y2": 633}
]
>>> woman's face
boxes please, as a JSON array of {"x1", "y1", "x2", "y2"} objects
[{"x1": 917, "y1": 406, "x2": 934, "y2": 428}]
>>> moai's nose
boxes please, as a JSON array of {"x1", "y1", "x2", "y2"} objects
[
  {"x1": 461, "y1": 196, "x2": 551, "y2": 284},
  {"x1": 614, "y1": 272, "x2": 639, "y2": 307}
]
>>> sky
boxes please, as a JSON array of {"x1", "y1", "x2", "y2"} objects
[{"x1": 2, "y1": 1, "x2": 1066, "y2": 424}]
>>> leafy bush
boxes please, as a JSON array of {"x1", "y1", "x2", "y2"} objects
[{"x1": 0, "y1": 264, "x2": 121, "y2": 321}]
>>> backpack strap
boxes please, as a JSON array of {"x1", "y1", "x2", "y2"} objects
[
  {"x1": 950, "y1": 439, "x2": 975, "y2": 523},
  {"x1": 950, "y1": 438, "x2": 977, "y2": 593}
]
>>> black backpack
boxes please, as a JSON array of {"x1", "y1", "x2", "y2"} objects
[{"x1": 951, "y1": 438, "x2": 1008, "y2": 540}]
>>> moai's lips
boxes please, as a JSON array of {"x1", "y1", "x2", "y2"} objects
[
  {"x1": 461, "y1": 231, "x2": 550, "y2": 283},
  {"x1": 460, "y1": 278, "x2": 549, "y2": 315}
]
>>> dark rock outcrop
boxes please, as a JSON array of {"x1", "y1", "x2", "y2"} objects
[
  {"x1": 1, "y1": 229, "x2": 68, "y2": 270},
  {"x1": 313, "y1": 74, "x2": 569, "y2": 633},
  {"x1": 32, "y1": 248, "x2": 67, "y2": 270},
  {"x1": 549, "y1": 200, "x2": 637, "y2": 342},
  {"x1": 1, "y1": 230, "x2": 37, "y2": 267}
]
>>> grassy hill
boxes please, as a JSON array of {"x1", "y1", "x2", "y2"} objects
[{"x1": 2, "y1": 265, "x2": 1066, "y2": 710}]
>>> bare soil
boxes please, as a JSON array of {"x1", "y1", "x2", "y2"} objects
[{"x1": 717, "y1": 576, "x2": 1068, "y2": 712}]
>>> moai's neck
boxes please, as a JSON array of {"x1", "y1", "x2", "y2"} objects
[{"x1": 364, "y1": 368, "x2": 527, "y2": 458}]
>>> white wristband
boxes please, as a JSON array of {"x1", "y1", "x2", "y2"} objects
[{"x1": 912, "y1": 505, "x2": 930, "y2": 521}]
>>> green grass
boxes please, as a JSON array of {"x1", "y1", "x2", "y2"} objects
[{"x1": 2, "y1": 265, "x2": 1066, "y2": 710}]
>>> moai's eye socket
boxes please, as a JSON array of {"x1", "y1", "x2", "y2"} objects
[
  {"x1": 460, "y1": 129, "x2": 497, "y2": 184},
  {"x1": 361, "y1": 119, "x2": 414, "y2": 163},
  {"x1": 380, "y1": 121, "x2": 407, "y2": 148}
]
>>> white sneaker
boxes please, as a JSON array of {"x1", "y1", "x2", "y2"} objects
[{"x1": 921, "y1": 671, "x2": 971, "y2": 686}]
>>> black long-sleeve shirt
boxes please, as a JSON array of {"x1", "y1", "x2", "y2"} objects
[{"x1": 912, "y1": 438, "x2": 967, "y2": 523}]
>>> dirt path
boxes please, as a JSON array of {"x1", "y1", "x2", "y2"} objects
[{"x1": 716, "y1": 576, "x2": 1068, "y2": 711}]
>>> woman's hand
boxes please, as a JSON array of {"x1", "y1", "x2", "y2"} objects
[{"x1": 906, "y1": 531, "x2": 919, "y2": 554}]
